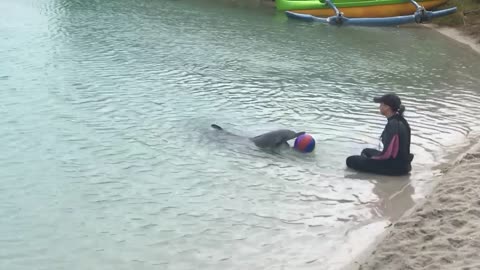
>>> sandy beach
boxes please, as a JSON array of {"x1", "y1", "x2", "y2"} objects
[{"x1": 349, "y1": 139, "x2": 480, "y2": 270}]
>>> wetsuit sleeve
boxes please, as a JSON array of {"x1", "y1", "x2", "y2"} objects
[{"x1": 372, "y1": 121, "x2": 400, "y2": 160}]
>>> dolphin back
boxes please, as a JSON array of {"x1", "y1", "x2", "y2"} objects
[{"x1": 250, "y1": 129, "x2": 305, "y2": 148}]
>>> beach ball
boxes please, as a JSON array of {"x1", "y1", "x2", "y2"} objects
[{"x1": 294, "y1": 134, "x2": 316, "y2": 153}]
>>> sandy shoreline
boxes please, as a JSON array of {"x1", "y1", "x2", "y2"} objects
[
  {"x1": 346, "y1": 138, "x2": 480, "y2": 270},
  {"x1": 423, "y1": 24, "x2": 480, "y2": 54},
  {"x1": 337, "y1": 24, "x2": 480, "y2": 270}
]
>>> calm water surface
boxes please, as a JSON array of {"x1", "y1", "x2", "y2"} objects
[{"x1": 1, "y1": 0, "x2": 480, "y2": 269}]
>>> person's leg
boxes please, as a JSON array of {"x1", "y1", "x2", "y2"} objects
[
  {"x1": 346, "y1": 155, "x2": 375, "y2": 172},
  {"x1": 346, "y1": 156, "x2": 407, "y2": 176}
]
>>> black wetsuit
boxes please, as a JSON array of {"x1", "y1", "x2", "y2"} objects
[{"x1": 346, "y1": 114, "x2": 414, "y2": 176}]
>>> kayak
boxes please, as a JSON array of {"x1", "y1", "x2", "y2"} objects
[
  {"x1": 276, "y1": 0, "x2": 457, "y2": 26},
  {"x1": 276, "y1": 0, "x2": 449, "y2": 18}
]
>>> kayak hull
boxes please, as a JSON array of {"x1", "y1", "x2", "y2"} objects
[
  {"x1": 276, "y1": 0, "x2": 449, "y2": 18},
  {"x1": 285, "y1": 6, "x2": 458, "y2": 26}
]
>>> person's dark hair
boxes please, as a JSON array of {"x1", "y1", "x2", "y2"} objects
[
  {"x1": 398, "y1": 105, "x2": 405, "y2": 116},
  {"x1": 374, "y1": 93, "x2": 402, "y2": 114}
]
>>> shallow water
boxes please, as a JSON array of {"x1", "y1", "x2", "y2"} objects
[{"x1": 1, "y1": 0, "x2": 480, "y2": 269}]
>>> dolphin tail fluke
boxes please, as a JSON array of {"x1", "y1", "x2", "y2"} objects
[
  {"x1": 211, "y1": 124, "x2": 242, "y2": 138},
  {"x1": 211, "y1": 124, "x2": 223, "y2": 130}
]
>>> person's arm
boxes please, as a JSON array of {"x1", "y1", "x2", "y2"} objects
[
  {"x1": 371, "y1": 121, "x2": 400, "y2": 160},
  {"x1": 361, "y1": 148, "x2": 382, "y2": 158}
]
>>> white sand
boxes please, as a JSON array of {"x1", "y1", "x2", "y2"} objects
[{"x1": 353, "y1": 143, "x2": 480, "y2": 270}]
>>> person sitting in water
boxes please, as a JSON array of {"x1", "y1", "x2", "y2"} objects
[{"x1": 346, "y1": 93, "x2": 414, "y2": 176}]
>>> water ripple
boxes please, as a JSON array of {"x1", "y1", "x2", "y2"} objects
[{"x1": 1, "y1": 0, "x2": 480, "y2": 270}]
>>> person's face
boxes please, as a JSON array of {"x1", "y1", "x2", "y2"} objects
[{"x1": 379, "y1": 102, "x2": 392, "y2": 116}]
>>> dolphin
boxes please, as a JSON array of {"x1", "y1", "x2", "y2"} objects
[{"x1": 211, "y1": 124, "x2": 305, "y2": 148}]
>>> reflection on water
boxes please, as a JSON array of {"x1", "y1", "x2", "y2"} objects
[
  {"x1": 374, "y1": 181, "x2": 416, "y2": 221},
  {"x1": 1, "y1": 0, "x2": 480, "y2": 269},
  {"x1": 345, "y1": 173, "x2": 416, "y2": 222}
]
